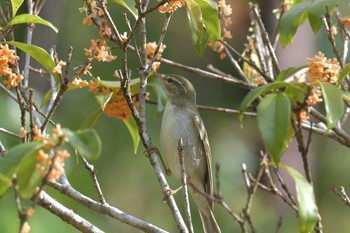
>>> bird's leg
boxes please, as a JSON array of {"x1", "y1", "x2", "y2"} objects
[{"x1": 145, "y1": 147, "x2": 172, "y2": 176}]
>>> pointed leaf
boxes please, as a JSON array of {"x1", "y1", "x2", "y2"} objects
[
  {"x1": 80, "y1": 110, "x2": 103, "y2": 129},
  {"x1": 112, "y1": 0, "x2": 138, "y2": 19},
  {"x1": 63, "y1": 129, "x2": 102, "y2": 160},
  {"x1": 285, "y1": 166, "x2": 318, "y2": 233},
  {"x1": 196, "y1": 0, "x2": 220, "y2": 42},
  {"x1": 339, "y1": 63, "x2": 350, "y2": 83},
  {"x1": 188, "y1": 22, "x2": 209, "y2": 56},
  {"x1": 98, "y1": 78, "x2": 140, "y2": 93},
  {"x1": 279, "y1": 1, "x2": 312, "y2": 47},
  {"x1": 341, "y1": 90, "x2": 350, "y2": 102},
  {"x1": 186, "y1": 0, "x2": 203, "y2": 40},
  {"x1": 239, "y1": 81, "x2": 306, "y2": 125},
  {"x1": 17, "y1": 152, "x2": 42, "y2": 198},
  {"x1": 257, "y1": 93, "x2": 293, "y2": 163},
  {"x1": 148, "y1": 77, "x2": 167, "y2": 113},
  {"x1": 320, "y1": 82, "x2": 344, "y2": 129},
  {"x1": 276, "y1": 66, "x2": 307, "y2": 81},
  {"x1": 308, "y1": 0, "x2": 339, "y2": 33},
  {"x1": 11, "y1": 0, "x2": 24, "y2": 16},
  {"x1": 95, "y1": 93, "x2": 113, "y2": 111},
  {"x1": 0, "y1": 142, "x2": 44, "y2": 196},
  {"x1": 123, "y1": 117, "x2": 140, "y2": 154},
  {"x1": 6, "y1": 41, "x2": 58, "y2": 80},
  {"x1": 4, "y1": 14, "x2": 58, "y2": 32}
]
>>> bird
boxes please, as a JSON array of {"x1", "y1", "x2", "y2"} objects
[{"x1": 156, "y1": 73, "x2": 221, "y2": 233}]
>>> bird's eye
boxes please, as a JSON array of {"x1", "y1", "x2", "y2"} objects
[{"x1": 167, "y1": 77, "x2": 174, "y2": 83}]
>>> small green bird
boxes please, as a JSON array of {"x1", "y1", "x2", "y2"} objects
[{"x1": 157, "y1": 73, "x2": 221, "y2": 233}]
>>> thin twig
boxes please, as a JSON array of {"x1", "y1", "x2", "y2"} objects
[
  {"x1": 80, "y1": 156, "x2": 107, "y2": 204},
  {"x1": 332, "y1": 186, "x2": 350, "y2": 207},
  {"x1": 251, "y1": 3, "x2": 280, "y2": 75},
  {"x1": 161, "y1": 57, "x2": 256, "y2": 89},
  {"x1": 178, "y1": 138, "x2": 194, "y2": 233}
]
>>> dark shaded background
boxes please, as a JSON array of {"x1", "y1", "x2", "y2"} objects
[{"x1": 1, "y1": 0, "x2": 350, "y2": 232}]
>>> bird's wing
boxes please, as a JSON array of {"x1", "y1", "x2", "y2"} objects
[{"x1": 193, "y1": 113, "x2": 213, "y2": 209}]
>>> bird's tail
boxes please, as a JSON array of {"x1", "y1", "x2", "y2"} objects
[{"x1": 199, "y1": 210, "x2": 221, "y2": 233}]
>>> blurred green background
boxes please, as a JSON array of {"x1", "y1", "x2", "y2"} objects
[{"x1": 1, "y1": 0, "x2": 350, "y2": 232}]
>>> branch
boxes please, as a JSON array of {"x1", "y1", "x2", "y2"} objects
[
  {"x1": 178, "y1": 138, "x2": 194, "y2": 233},
  {"x1": 37, "y1": 190, "x2": 104, "y2": 233},
  {"x1": 160, "y1": 57, "x2": 256, "y2": 89},
  {"x1": 48, "y1": 180, "x2": 169, "y2": 233}
]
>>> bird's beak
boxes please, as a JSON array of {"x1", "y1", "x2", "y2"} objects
[{"x1": 154, "y1": 72, "x2": 165, "y2": 81}]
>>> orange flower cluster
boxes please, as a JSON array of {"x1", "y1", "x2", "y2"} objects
[
  {"x1": 35, "y1": 124, "x2": 71, "y2": 182},
  {"x1": 89, "y1": 80, "x2": 139, "y2": 120},
  {"x1": 104, "y1": 92, "x2": 139, "y2": 121},
  {"x1": 159, "y1": 0, "x2": 186, "y2": 13},
  {"x1": 218, "y1": 0, "x2": 233, "y2": 39},
  {"x1": 52, "y1": 60, "x2": 66, "y2": 75},
  {"x1": 0, "y1": 44, "x2": 23, "y2": 89},
  {"x1": 208, "y1": 0, "x2": 233, "y2": 59},
  {"x1": 33, "y1": 125, "x2": 50, "y2": 144},
  {"x1": 307, "y1": 51, "x2": 340, "y2": 84},
  {"x1": 299, "y1": 86, "x2": 322, "y2": 121},
  {"x1": 85, "y1": 39, "x2": 116, "y2": 62},
  {"x1": 36, "y1": 149, "x2": 70, "y2": 182},
  {"x1": 299, "y1": 51, "x2": 338, "y2": 121},
  {"x1": 146, "y1": 42, "x2": 166, "y2": 70}
]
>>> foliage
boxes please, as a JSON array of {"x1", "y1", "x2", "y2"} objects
[{"x1": 1, "y1": 0, "x2": 350, "y2": 232}]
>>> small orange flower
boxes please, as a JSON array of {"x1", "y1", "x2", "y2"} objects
[
  {"x1": 159, "y1": 0, "x2": 186, "y2": 13},
  {"x1": 85, "y1": 39, "x2": 116, "y2": 62},
  {"x1": 342, "y1": 17, "x2": 350, "y2": 26},
  {"x1": 52, "y1": 60, "x2": 67, "y2": 75},
  {"x1": 299, "y1": 110, "x2": 310, "y2": 121},
  {"x1": 146, "y1": 42, "x2": 166, "y2": 70},
  {"x1": 307, "y1": 51, "x2": 340, "y2": 84},
  {"x1": 72, "y1": 78, "x2": 89, "y2": 88},
  {"x1": 83, "y1": 16, "x2": 93, "y2": 25}
]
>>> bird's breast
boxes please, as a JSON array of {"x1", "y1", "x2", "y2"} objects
[{"x1": 160, "y1": 103, "x2": 205, "y2": 180}]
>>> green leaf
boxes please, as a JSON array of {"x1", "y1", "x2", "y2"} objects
[
  {"x1": 186, "y1": 0, "x2": 203, "y2": 40},
  {"x1": 16, "y1": 152, "x2": 42, "y2": 198},
  {"x1": 63, "y1": 129, "x2": 102, "y2": 160},
  {"x1": 320, "y1": 82, "x2": 344, "y2": 129},
  {"x1": 339, "y1": 63, "x2": 350, "y2": 83},
  {"x1": 257, "y1": 93, "x2": 293, "y2": 163},
  {"x1": 276, "y1": 66, "x2": 307, "y2": 81},
  {"x1": 285, "y1": 166, "x2": 319, "y2": 233},
  {"x1": 196, "y1": 0, "x2": 220, "y2": 42},
  {"x1": 11, "y1": 0, "x2": 24, "y2": 16},
  {"x1": 279, "y1": 1, "x2": 312, "y2": 47},
  {"x1": 239, "y1": 81, "x2": 306, "y2": 125},
  {"x1": 341, "y1": 90, "x2": 350, "y2": 102},
  {"x1": 308, "y1": 0, "x2": 339, "y2": 33},
  {"x1": 95, "y1": 93, "x2": 113, "y2": 111},
  {"x1": 188, "y1": 21, "x2": 209, "y2": 56},
  {"x1": 148, "y1": 77, "x2": 167, "y2": 113},
  {"x1": 111, "y1": 0, "x2": 138, "y2": 19},
  {"x1": 0, "y1": 142, "x2": 44, "y2": 196},
  {"x1": 6, "y1": 41, "x2": 58, "y2": 80},
  {"x1": 98, "y1": 78, "x2": 140, "y2": 93},
  {"x1": 123, "y1": 117, "x2": 140, "y2": 154},
  {"x1": 81, "y1": 110, "x2": 103, "y2": 129},
  {"x1": 4, "y1": 14, "x2": 58, "y2": 32}
]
